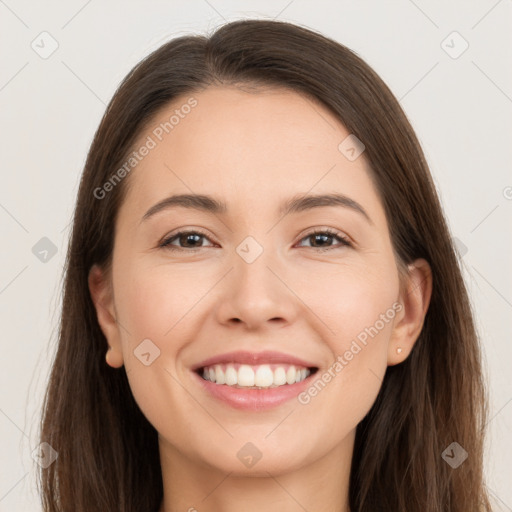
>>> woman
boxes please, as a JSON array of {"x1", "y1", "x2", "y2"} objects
[{"x1": 38, "y1": 19, "x2": 492, "y2": 511}]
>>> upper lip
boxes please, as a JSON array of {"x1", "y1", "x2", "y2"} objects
[{"x1": 191, "y1": 350, "x2": 319, "y2": 371}]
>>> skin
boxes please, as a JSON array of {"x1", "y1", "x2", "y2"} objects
[{"x1": 89, "y1": 86, "x2": 432, "y2": 512}]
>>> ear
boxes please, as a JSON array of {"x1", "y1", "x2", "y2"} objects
[
  {"x1": 88, "y1": 264, "x2": 124, "y2": 368},
  {"x1": 388, "y1": 258, "x2": 432, "y2": 366}
]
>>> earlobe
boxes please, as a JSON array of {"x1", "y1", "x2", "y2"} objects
[
  {"x1": 88, "y1": 264, "x2": 124, "y2": 368},
  {"x1": 388, "y1": 259, "x2": 432, "y2": 366}
]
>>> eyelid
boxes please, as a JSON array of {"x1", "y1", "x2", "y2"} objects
[{"x1": 298, "y1": 226, "x2": 351, "y2": 240}]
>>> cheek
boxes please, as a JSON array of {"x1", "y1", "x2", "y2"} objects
[
  {"x1": 112, "y1": 264, "x2": 206, "y2": 433},
  {"x1": 114, "y1": 260, "x2": 206, "y2": 345},
  {"x1": 298, "y1": 257, "x2": 399, "y2": 346},
  {"x1": 293, "y1": 261, "x2": 398, "y2": 420}
]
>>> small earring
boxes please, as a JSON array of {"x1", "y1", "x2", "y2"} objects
[{"x1": 396, "y1": 347, "x2": 403, "y2": 354}]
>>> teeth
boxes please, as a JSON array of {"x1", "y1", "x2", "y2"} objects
[
  {"x1": 274, "y1": 367, "x2": 287, "y2": 385},
  {"x1": 255, "y1": 365, "x2": 274, "y2": 387},
  {"x1": 238, "y1": 365, "x2": 255, "y2": 386},
  {"x1": 215, "y1": 365, "x2": 225, "y2": 385},
  {"x1": 200, "y1": 363, "x2": 312, "y2": 388},
  {"x1": 286, "y1": 366, "x2": 296, "y2": 385},
  {"x1": 225, "y1": 365, "x2": 238, "y2": 385}
]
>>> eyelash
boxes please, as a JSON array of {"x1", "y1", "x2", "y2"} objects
[{"x1": 158, "y1": 228, "x2": 352, "y2": 252}]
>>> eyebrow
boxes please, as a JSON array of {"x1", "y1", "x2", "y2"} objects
[{"x1": 141, "y1": 192, "x2": 373, "y2": 224}]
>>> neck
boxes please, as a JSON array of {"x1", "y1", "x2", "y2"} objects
[{"x1": 158, "y1": 430, "x2": 354, "y2": 512}]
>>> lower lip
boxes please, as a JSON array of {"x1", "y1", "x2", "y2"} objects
[{"x1": 192, "y1": 370, "x2": 316, "y2": 411}]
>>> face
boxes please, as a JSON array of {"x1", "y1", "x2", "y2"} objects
[{"x1": 89, "y1": 85, "x2": 430, "y2": 478}]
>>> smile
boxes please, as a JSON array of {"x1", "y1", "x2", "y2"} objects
[
  {"x1": 199, "y1": 363, "x2": 315, "y2": 389},
  {"x1": 191, "y1": 350, "x2": 319, "y2": 410}
]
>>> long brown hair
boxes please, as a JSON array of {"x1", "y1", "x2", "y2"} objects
[{"x1": 38, "y1": 19, "x2": 492, "y2": 511}]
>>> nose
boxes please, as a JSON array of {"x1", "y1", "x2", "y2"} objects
[{"x1": 214, "y1": 242, "x2": 300, "y2": 331}]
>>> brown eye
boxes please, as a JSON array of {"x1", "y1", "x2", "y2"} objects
[
  {"x1": 297, "y1": 229, "x2": 352, "y2": 250},
  {"x1": 159, "y1": 230, "x2": 213, "y2": 251}
]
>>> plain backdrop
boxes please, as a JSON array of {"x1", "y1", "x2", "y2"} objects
[{"x1": 0, "y1": 1, "x2": 511, "y2": 510}]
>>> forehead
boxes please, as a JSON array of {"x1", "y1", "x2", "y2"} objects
[{"x1": 119, "y1": 85, "x2": 382, "y2": 224}]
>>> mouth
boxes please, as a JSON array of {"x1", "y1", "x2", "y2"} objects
[
  {"x1": 190, "y1": 350, "x2": 319, "y2": 410},
  {"x1": 194, "y1": 363, "x2": 319, "y2": 389}
]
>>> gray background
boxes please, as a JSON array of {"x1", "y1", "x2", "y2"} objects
[{"x1": 0, "y1": 1, "x2": 511, "y2": 510}]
